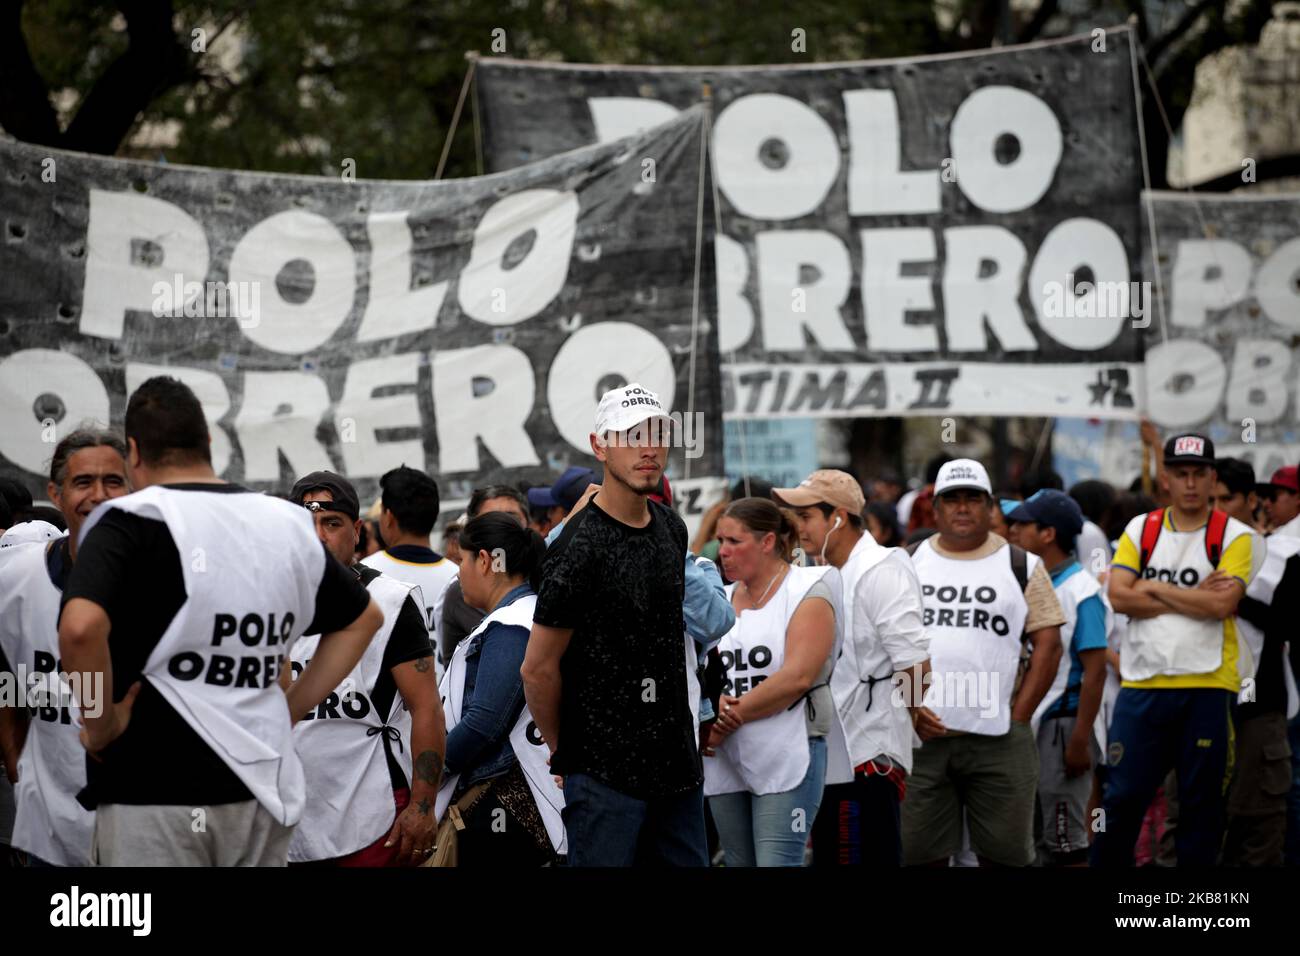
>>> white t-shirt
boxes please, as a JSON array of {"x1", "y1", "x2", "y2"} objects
[{"x1": 361, "y1": 549, "x2": 458, "y2": 672}]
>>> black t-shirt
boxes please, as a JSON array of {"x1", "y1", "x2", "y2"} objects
[
  {"x1": 1237, "y1": 548, "x2": 1300, "y2": 720},
  {"x1": 355, "y1": 564, "x2": 433, "y2": 789},
  {"x1": 533, "y1": 498, "x2": 699, "y2": 798},
  {"x1": 61, "y1": 483, "x2": 371, "y2": 808}
]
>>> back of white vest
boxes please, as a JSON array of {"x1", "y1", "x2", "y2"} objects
[
  {"x1": 80, "y1": 486, "x2": 325, "y2": 824},
  {"x1": 361, "y1": 550, "x2": 457, "y2": 679},
  {"x1": 289, "y1": 573, "x2": 419, "y2": 861},
  {"x1": 0, "y1": 542, "x2": 92, "y2": 865}
]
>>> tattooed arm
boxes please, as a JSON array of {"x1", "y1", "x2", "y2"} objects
[{"x1": 385, "y1": 651, "x2": 446, "y2": 865}]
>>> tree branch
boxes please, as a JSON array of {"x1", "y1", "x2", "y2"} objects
[
  {"x1": 0, "y1": 0, "x2": 62, "y2": 145},
  {"x1": 1147, "y1": 0, "x2": 1224, "y2": 67},
  {"x1": 61, "y1": 0, "x2": 192, "y2": 154},
  {"x1": 1017, "y1": 0, "x2": 1060, "y2": 44}
]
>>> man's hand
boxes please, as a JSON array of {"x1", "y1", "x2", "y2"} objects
[
  {"x1": 913, "y1": 706, "x2": 947, "y2": 741},
  {"x1": 79, "y1": 681, "x2": 142, "y2": 757},
  {"x1": 385, "y1": 795, "x2": 438, "y2": 866},
  {"x1": 1064, "y1": 730, "x2": 1093, "y2": 779}
]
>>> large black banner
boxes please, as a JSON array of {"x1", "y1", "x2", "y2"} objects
[
  {"x1": 1142, "y1": 191, "x2": 1300, "y2": 476},
  {"x1": 477, "y1": 28, "x2": 1146, "y2": 420},
  {"x1": 0, "y1": 109, "x2": 725, "y2": 512}
]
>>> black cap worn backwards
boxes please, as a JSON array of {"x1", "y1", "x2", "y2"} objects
[{"x1": 290, "y1": 470, "x2": 361, "y2": 521}]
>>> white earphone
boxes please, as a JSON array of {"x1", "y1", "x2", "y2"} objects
[{"x1": 819, "y1": 515, "x2": 845, "y2": 563}]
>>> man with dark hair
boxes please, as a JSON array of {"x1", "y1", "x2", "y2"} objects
[
  {"x1": 1006, "y1": 490, "x2": 1111, "y2": 866},
  {"x1": 523, "y1": 383, "x2": 705, "y2": 866},
  {"x1": 57, "y1": 376, "x2": 383, "y2": 866},
  {"x1": 439, "y1": 485, "x2": 531, "y2": 664},
  {"x1": 903, "y1": 459, "x2": 1065, "y2": 867},
  {"x1": 1212, "y1": 458, "x2": 1298, "y2": 866},
  {"x1": 777, "y1": 469, "x2": 929, "y2": 867},
  {"x1": 363, "y1": 466, "x2": 457, "y2": 678},
  {"x1": 0, "y1": 427, "x2": 129, "y2": 866},
  {"x1": 526, "y1": 467, "x2": 601, "y2": 538},
  {"x1": 1095, "y1": 434, "x2": 1263, "y2": 866},
  {"x1": 0, "y1": 478, "x2": 34, "y2": 526},
  {"x1": 1258, "y1": 465, "x2": 1300, "y2": 538},
  {"x1": 286, "y1": 471, "x2": 445, "y2": 867}
]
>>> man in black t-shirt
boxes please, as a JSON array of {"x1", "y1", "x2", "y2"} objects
[
  {"x1": 523, "y1": 383, "x2": 705, "y2": 867},
  {"x1": 58, "y1": 377, "x2": 381, "y2": 866},
  {"x1": 287, "y1": 471, "x2": 445, "y2": 866}
]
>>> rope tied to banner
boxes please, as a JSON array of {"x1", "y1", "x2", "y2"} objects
[{"x1": 436, "y1": 52, "x2": 480, "y2": 181}]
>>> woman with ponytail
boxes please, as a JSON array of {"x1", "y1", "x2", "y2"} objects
[
  {"x1": 704, "y1": 497, "x2": 844, "y2": 866},
  {"x1": 435, "y1": 513, "x2": 558, "y2": 866}
]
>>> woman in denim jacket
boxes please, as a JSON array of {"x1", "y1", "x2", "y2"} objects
[{"x1": 445, "y1": 512, "x2": 555, "y2": 866}]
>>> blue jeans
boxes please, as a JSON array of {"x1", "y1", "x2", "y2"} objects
[
  {"x1": 709, "y1": 736, "x2": 828, "y2": 867},
  {"x1": 562, "y1": 773, "x2": 708, "y2": 867},
  {"x1": 1091, "y1": 688, "x2": 1234, "y2": 867}
]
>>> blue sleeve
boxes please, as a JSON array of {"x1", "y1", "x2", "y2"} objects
[
  {"x1": 443, "y1": 622, "x2": 529, "y2": 775},
  {"x1": 544, "y1": 520, "x2": 564, "y2": 547},
  {"x1": 1072, "y1": 594, "x2": 1108, "y2": 653},
  {"x1": 683, "y1": 554, "x2": 734, "y2": 651}
]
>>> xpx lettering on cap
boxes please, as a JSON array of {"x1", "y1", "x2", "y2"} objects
[
  {"x1": 1163, "y1": 433, "x2": 1215, "y2": 467},
  {"x1": 594, "y1": 383, "x2": 671, "y2": 436}
]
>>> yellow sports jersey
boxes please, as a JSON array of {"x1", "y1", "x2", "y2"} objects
[{"x1": 1112, "y1": 510, "x2": 1261, "y2": 691}]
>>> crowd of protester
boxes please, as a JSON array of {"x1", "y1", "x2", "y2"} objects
[{"x1": 0, "y1": 383, "x2": 1296, "y2": 868}]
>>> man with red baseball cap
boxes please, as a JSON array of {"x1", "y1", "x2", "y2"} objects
[
  {"x1": 1257, "y1": 465, "x2": 1300, "y2": 538},
  {"x1": 775, "y1": 470, "x2": 929, "y2": 867}
]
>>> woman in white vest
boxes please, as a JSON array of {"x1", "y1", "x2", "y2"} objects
[
  {"x1": 705, "y1": 498, "x2": 844, "y2": 867},
  {"x1": 436, "y1": 513, "x2": 561, "y2": 866}
]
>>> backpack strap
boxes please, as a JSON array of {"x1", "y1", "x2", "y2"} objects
[
  {"x1": 1205, "y1": 509, "x2": 1229, "y2": 568},
  {"x1": 1139, "y1": 508, "x2": 1166, "y2": 573},
  {"x1": 1007, "y1": 543, "x2": 1028, "y2": 593}
]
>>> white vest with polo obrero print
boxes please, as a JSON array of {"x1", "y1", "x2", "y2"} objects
[
  {"x1": 288, "y1": 572, "x2": 422, "y2": 862},
  {"x1": 0, "y1": 540, "x2": 92, "y2": 866},
  {"x1": 909, "y1": 538, "x2": 1037, "y2": 736},
  {"x1": 77, "y1": 486, "x2": 325, "y2": 825},
  {"x1": 704, "y1": 564, "x2": 849, "y2": 797},
  {"x1": 435, "y1": 594, "x2": 565, "y2": 854},
  {"x1": 1117, "y1": 511, "x2": 1259, "y2": 683}
]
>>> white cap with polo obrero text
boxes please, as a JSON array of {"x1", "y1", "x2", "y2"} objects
[
  {"x1": 594, "y1": 383, "x2": 671, "y2": 435},
  {"x1": 933, "y1": 458, "x2": 992, "y2": 496}
]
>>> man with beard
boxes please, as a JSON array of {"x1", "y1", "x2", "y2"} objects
[{"x1": 522, "y1": 384, "x2": 704, "y2": 866}]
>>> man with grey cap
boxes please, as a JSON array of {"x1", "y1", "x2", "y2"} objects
[
  {"x1": 901, "y1": 458, "x2": 1064, "y2": 867},
  {"x1": 285, "y1": 471, "x2": 444, "y2": 866},
  {"x1": 522, "y1": 382, "x2": 705, "y2": 866},
  {"x1": 775, "y1": 469, "x2": 929, "y2": 866}
]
